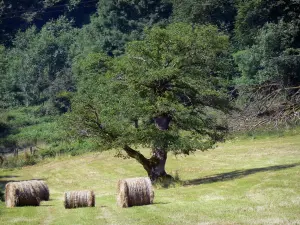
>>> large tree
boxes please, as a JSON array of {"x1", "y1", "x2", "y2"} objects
[{"x1": 70, "y1": 23, "x2": 231, "y2": 182}]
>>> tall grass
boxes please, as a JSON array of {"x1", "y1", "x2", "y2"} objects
[{"x1": 1, "y1": 151, "x2": 39, "y2": 169}]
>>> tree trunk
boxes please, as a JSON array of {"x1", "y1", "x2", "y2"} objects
[
  {"x1": 123, "y1": 114, "x2": 173, "y2": 183},
  {"x1": 123, "y1": 145, "x2": 172, "y2": 183},
  {"x1": 148, "y1": 147, "x2": 168, "y2": 182}
]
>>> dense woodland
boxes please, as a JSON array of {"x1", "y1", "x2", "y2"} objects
[{"x1": 0, "y1": 0, "x2": 299, "y2": 180}]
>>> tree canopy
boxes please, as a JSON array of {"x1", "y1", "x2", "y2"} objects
[{"x1": 70, "y1": 23, "x2": 231, "y2": 181}]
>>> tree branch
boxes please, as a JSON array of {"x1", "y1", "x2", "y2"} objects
[{"x1": 123, "y1": 145, "x2": 151, "y2": 174}]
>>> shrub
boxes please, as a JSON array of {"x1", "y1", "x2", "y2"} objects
[{"x1": 1, "y1": 152, "x2": 39, "y2": 168}]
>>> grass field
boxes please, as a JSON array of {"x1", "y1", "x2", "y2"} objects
[{"x1": 1, "y1": 132, "x2": 300, "y2": 225}]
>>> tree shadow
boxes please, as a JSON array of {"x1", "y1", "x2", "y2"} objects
[
  {"x1": 152, "y1": 202, "x2": 170, "y2": 205},
  {"x1": 184, "y1": 163, "x2": 300, "y2": 186}
]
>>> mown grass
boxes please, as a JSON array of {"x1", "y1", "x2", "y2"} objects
[{"x1": 0, "y1": 133, "x2": 300, "y2": 225}]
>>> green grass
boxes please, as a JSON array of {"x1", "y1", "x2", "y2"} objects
[
  {"x1": 1, "y1": 133, "x2": 300, "y2": 224},
  {"x1": 0, "y1": 106, "x2": 100, "y2": 161}
]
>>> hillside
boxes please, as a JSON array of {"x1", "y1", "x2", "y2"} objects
[
  {"x1": 1, "y1": 1, "x2": 300, "y2": 223},
  {"x1": 1, "y1": 132, "x2": 300, "y2": 225}
]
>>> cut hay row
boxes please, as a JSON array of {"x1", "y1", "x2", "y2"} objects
[
  {"x1": 117, "y1": 177, "x2": 154, "y2": 208},
  {"x1": 64, "y1": 190, "x2": 95, "y2": 209},
  {"x1": 5, "y1": 180, "x2": 49, "y2": 207}
]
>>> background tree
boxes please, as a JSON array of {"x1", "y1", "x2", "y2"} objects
[
  {"x1": 74, "y1": 0, "x2": 172, "y2": 56},
  {"x1": 70, "y1": 23, "x2": 231, "y2": 182},
  {"x1": 0, "y1": 45, "x2": 13, "y2": 108},
  {"x1": 234, "y1": 21, "x2": 300, "y2": 86},
  {"x1": 229, "y1": 0, "x2": 300, "y2": 131},
  {"x1": 6, "y1": 17, "x2": 76, "y2": 111},
  {"x1": 0, "y1": 0, "x2": 97, "y2": 45},
  {"x1": 171, "y1": 0, "x2": 236, "y2": 33},
  {"x1": 235, "y1": 0, "x2": 300, "y2": 47}
]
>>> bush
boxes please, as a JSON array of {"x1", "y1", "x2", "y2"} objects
[
  {"x1": 39, "y1": 139, "x2": 99, "y2": 158},
  {"x1": 1, "y1": 152, "x2": 39, "y2": 169}
]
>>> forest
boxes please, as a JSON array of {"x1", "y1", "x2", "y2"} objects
[{"x1": 0, "y1": 0, "x2": 299, "y2": 179}]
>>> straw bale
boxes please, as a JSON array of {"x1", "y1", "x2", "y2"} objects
[
  {"x1": 117, "y1": 177, "x2": 154, "y2": 208},
  {"x1": 30, "y1": 180, "x2": 50, "y2": 201},
  {"x1": 64, "y1": 190, "x2": 95, "y2": 209},
  {"x1": 5, "y1": 182, "x2": 40, "y2": 207}
]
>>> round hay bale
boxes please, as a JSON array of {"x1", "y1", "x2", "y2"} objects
[
  {"x1": 64, "y1": 190, "x2": 95, "y2": 209},
  {"x1": 117, "y1": 177, "x2": 154, "y2": 208},
  {"x1": 5, "y1": 182, "x2": 40, "y2": 207},
  {"x1": 29, "y1": 180, "x2": 50, "y2": 201}
]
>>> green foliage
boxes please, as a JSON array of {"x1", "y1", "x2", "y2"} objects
[
  {"x1": 71, "y1": 23, "x2": 231, "y2": 155},
  {"x1": 1, "y1": 0, "x2": 300, "y2": 164},
  {"x1": 0, "y1": 106, "x2": 97, "y2": 159},
  {"x1": 1, "y1": 0, "x2": 174, "y2": 161},
  {"x1": 0, "y1": 45, "x2": 14, "y2": 108},
  {"x1": 1, "y1": 152, "x2": 39, "y2": 168},
  {"x1": 234, "y1": 20, "x2": 300, "y2": 86},
  {"x1": 72, "y1": 52, "x2": 112, "y2": 80},
  {"x1": 235, "y1": 0, "x2": 300, "y2": 47},
  {"x1": 1, "y1": 107, "x2": 51, "y2": 128},
  {"x1": 0, "y1": 109, "x2": 10, "y2": 137},
  {"x1": 5, "y1": 17, "x2": 76, "y2": 108},
  {"x1": 74, "y1": 0, "x2": 172, "y2": 56},
  {"x1": 171, "y1": 0, "x2": 236, "y2": 32},
  {"x1": 39, "y1": 139, "x2": 99, "y2": 158},
  {"x1": 54, "y1": 91, "x2": 73, "y2": 113},
  {"x1": 0, "y1": 107, "x2": 65, "y2": 154},
  {"x1": 98, "y1": 0, "x2": 172, "y2": 55},
  {"x1": 0, "y1": 0, "x2": 95, "y2": 45}
]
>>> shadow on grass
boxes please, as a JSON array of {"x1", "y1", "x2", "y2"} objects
[
  {"x1": 184, "y1": 162, "x2": 300, "y2": 186},
  {"x1": 0, "y1": 175, "x2": 19, "y2": 179},
  {"x1": 152, "y1": 202, "x2": 170, "y2": 205}
]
